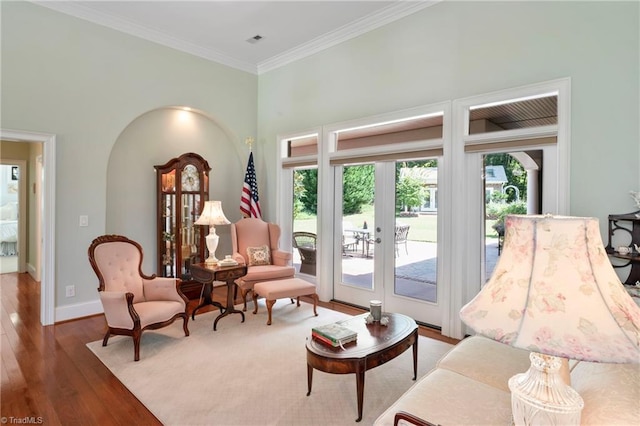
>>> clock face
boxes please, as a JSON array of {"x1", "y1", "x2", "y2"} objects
[{"x1": 181, "y1": 164, "x2": 200, "y2": 191}]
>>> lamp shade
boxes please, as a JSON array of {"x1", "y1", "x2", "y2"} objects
[
  {"x1": 460, "y1": 214, "x2": 640, "y2": 364},
  {"x1": 195, "y1": 201, "x2": 230, "y2": 226},
  {"x1": 194, "y1": 200, "x2": 230, "y2": 266}
]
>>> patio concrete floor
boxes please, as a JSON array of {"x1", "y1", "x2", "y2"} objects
[{"x1": 293, "y1": 239, "x2": 501, "y2": 303}]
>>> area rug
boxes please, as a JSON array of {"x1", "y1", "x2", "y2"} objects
[{"x1": 87, "y1": 301, "x2": 453, "y2": 425}]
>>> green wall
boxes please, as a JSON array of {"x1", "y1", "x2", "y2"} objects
[
  {"x1": 257, "y1": 0, "x2": 640, "y2": 218},
  {"x1": 1, "y1": 1, "x2": 257, "y2": 313}
]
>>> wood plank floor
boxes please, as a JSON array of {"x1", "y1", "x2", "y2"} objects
[{"x1": 1, "y1": 272, "x2": 458, "y2": 425}]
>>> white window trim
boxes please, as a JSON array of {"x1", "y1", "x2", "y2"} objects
[
  {"x1": 448, "y1": 77, "x2": 571, "y2": 339},
  {"x1": 322, "y1": 101, "x2": 451, "y2": 327},
  {"x1": 275, "y1": 78, "x2": 570, "y2": 339},
  {"x1": 276, "y1": 127, "x2": 328, "y2": 299}
]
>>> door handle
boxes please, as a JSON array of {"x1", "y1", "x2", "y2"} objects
[{"x1": 375, "y1": 238, "x2": 381, "y2": 244}]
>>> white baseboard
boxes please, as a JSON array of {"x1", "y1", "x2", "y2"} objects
[
  {"x1": 26, "y1": 262, "x2": 40, "y2": 282},
  {"x1": 55, "y1": 299, "x2": 103, "y2": 323}
]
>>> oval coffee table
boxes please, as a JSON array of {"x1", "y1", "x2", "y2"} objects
[{"x1": 306, "y1": 312, "x2": 418, "y2": 422}]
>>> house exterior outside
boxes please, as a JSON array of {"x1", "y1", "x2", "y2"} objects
[{"x1": 400, "y1": 166, "x2": 508, "y2": 212}]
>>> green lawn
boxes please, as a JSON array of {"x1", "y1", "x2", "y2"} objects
[{"x1": 294, "y1": 205, "x2": 499, "y2": 241}]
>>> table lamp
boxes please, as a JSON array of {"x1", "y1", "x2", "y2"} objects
[
  {"x1": 460, "y1": 214, "x2": 640, "y2": 426},
  {"x1": 194, "y1": 200, "x2": 230, "y2": 266}
]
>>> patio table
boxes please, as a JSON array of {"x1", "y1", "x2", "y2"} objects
[{"x1": 345, "y1": 228, "x2": 371, "y2": 256}]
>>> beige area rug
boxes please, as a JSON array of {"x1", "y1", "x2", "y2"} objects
[{"x1": 87, "y1": 302, "x2": 453, "y2": 426}]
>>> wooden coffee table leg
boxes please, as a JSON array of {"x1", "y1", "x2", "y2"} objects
[
  {"x1": 355, "y1": 370, "x2": 365, "y2": 422},
  {"x1": 412, "y1": 331, "x2": 418, "y2": 380},
  {"x1": 306, "y1": 364, "x2": 313, "y2": 396}
]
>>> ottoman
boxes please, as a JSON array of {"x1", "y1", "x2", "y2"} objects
[{"x1": 252, "y1": 278, "x2": 319, "y2": 325}]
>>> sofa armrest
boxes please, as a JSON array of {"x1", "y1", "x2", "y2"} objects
[{"x1": 394, "y1": 411, "x2": 439, "y2": 426}]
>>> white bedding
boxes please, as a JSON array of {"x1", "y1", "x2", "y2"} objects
[
  {"x1": 0, "y1": 219, "x2": 17, "y2": 243},
  {"x1": 0, "y1": 202, "x2": 18, "y2": 256}
]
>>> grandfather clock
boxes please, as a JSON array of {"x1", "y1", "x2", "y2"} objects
[{"x1": 155, "y1": 153, "x2": 210, "y2": 298}]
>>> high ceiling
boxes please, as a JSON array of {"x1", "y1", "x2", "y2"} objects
[
  {"x1": 31, "y1": 1, "x2": 558, "y2": 130},
  {"x1": 34, "y1": 1, "x2": 439, "y2": 74}
]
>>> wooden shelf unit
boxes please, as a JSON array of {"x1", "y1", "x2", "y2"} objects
[
  {"x1": 155, "y1": 153, "x2": 211, "y2": 299},
  {"x1": 605, "y1": 210, "x2": 640, "y2": 286}
]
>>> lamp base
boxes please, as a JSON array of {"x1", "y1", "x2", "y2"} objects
[
  {"x1": 509, "y1": 353, "x2": 583, "y2": 426},
  {"x1": 204, "y1": 226, "x2": 220, "y2": 267},
  {"x1": 204, "y1": 256, "x2": 218, "y2": 266}
]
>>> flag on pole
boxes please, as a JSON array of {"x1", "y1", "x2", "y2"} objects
[{"x1": 240, "y1": 152, "x2": 262, "y2": 219}]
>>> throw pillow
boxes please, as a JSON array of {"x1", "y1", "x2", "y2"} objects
[{"x1": 247, "y1": 245, "x2": 271, "y2": 266}]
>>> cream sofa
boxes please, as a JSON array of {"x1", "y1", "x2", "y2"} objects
[{"x1": 375, "y1": 336, "x2": 640, "y2": 425}]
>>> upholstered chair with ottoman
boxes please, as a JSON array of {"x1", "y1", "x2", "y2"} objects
[{"x1": 230, "y1": 218, "x2": 296, "y2": 311}]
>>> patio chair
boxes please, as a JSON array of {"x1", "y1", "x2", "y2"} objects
[
  {"x1": 292, "y1": 231, "x2": 316, "y2": 276},
  {"x1": 341, "y1": 221, "x2": 359, "y2": 255},
  {"x1": 492, "y1": 221, "x2": 505, "y2": 254},
  {"x1": 394, "y1": 224, "x2": 410, "y2": 257}
]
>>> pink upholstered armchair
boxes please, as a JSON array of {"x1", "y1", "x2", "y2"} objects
[
  {"x1": 88, "y1": 235, "x2": 189, "y2": 361},
  {"x1": 231, "y1": 218, "x2": 295, "y2": 311}
]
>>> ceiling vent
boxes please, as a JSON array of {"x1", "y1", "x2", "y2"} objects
[{"x1": 246, "y1": 35, "x2": 263, "y2": 44}]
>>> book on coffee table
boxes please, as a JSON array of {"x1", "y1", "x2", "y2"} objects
[{"x1": 312, "y1": 322, "x2": 357, "y2": 347}]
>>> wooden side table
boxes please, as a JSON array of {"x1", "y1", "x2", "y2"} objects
[{"x1": 190, "y1": 263, "x2": 247, "y2": 330}]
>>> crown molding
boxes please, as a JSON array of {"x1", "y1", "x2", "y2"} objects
[
  {"x1": 31, "y1": 1, "x2": 440, "y2": 76},
  {"x1": 31, "y1": 1, "x2": 259, "y2": 74},
  {"x1": 257, "y1": 1, "x2": 440, "y2": 74}
]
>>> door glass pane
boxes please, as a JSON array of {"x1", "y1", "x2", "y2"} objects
[
  {"x1": 340, "y1": 164, "x2": 375, "y2": 289},
  {"x1": 395, "y1": 159, "x2": 438, "y2": 302},
  {"x1": 484, "y1": 151, "x2": 541, "y2": 280},
  {"x1": 292, "y1": 168, "x2": 317, "y2": 276}
]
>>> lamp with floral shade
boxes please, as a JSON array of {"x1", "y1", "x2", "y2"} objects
[{"x1": 460, "y1": 214, "x2": 640, "y2": 425}]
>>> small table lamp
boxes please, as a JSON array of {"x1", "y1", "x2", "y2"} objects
[
  {"x1": 194, "y1": 200, "x2": 230, "y2": 266},
  {"x1": 460, "y1": 214, "x2": 640, "y2": 426}
]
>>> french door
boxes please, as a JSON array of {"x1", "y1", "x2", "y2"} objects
[
  {"x1": 333, "y1": 158, "x2": 442, "y2": 328},
  {"x1": 279, "y1": 79, "x2": 569, "y2": 338}
]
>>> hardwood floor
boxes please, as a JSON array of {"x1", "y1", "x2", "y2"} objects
[{"x1": 1, "y1": 272, "x2": 457, "y2": 425}]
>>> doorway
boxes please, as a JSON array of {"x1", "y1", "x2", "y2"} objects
[
  {"x1": 0, "y1": 129, "x2": 55, "y2": 326},
  {"x1": 333, "y1": 158, "x2": 443, "y2": 327}
]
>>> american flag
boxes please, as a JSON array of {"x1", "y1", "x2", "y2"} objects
[{"x1": 240, "y1": 152, "x2": 262, "y2": 219}]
